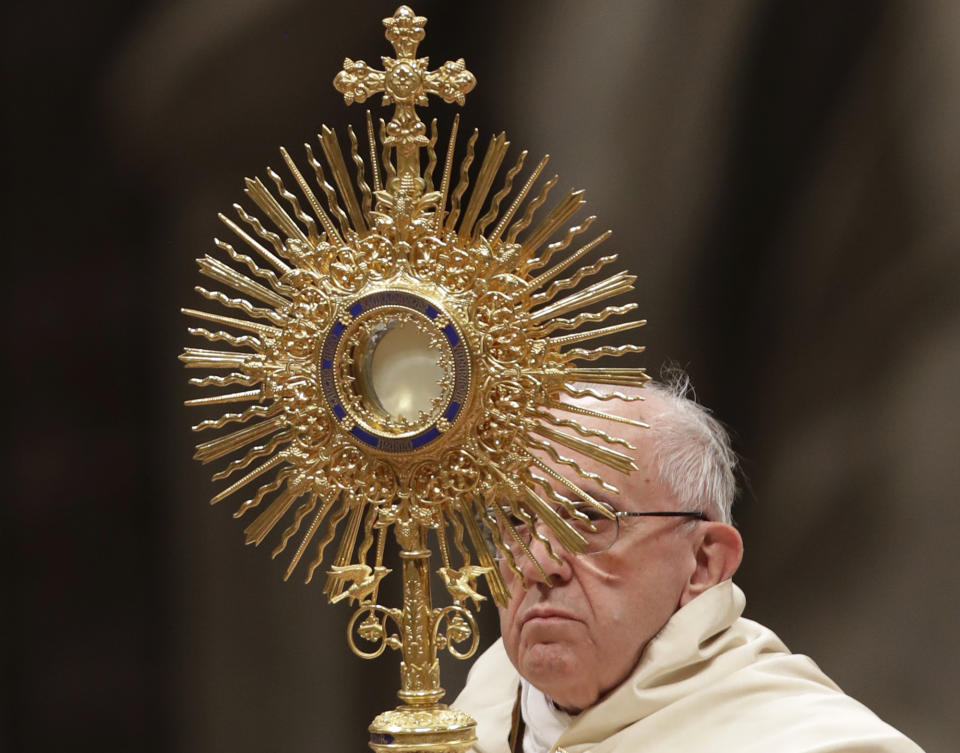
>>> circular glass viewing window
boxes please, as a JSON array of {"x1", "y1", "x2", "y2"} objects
[{"x1": 358, "y1": 318, "x2": 446, "y2": 424}]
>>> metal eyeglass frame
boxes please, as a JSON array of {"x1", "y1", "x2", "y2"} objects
[{"x1": 491, "y1": 506, "x2": 711, "y2": 558}]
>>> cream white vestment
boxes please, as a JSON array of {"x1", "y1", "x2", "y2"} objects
[{"x1": 454, "y1": 581, "x2": 923, "y2": 753}]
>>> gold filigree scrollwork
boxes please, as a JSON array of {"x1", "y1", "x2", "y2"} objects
[
  {"x1": 434, "y1": 604, "x2": 480, "y2": 660},
  {"x1": 348, "y1": 604, "x2": 403, "y2": 659}
]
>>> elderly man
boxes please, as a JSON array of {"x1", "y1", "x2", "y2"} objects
[{"x1": 455, "y1": 380, "x2": 923, "y2": 753}]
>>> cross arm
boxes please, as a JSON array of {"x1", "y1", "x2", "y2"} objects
[
  {"x1": 423, "y1": 59, "x2": 476, "y2": 106},
  {"x1": 334, "y1": 58, "x2": 387, "y2": 105}
]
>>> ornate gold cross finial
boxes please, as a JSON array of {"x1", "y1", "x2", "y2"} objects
[{"x1": 334, "y1": 5, "x2": 476, "y2": 184}]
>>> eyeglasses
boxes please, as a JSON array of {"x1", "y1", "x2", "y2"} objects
[{"x1": 484, "y1": 501, "x2": 709, "y2": 559}]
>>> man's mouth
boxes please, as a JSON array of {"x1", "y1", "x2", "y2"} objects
[{"x1": 520, "y1": 606, "x2": 579, "y2": 625}]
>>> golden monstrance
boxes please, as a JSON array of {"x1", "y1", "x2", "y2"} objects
[{"x1": 181, "y1": 6, "x2": 647, "y2": 751}]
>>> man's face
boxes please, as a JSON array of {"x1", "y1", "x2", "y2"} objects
[{"x1": 497, "y1": 394, "x2": 700, "y2": 712}]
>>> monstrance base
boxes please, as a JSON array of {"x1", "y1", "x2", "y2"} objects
[{"x1": 368, "y1": 704, "x2": 477, "y2": 753}]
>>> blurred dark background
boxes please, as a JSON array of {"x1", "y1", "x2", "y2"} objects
[{"x1": 5, "y1": 0, "x2": 959, "y2": 751}]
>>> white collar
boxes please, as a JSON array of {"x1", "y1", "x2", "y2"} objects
[{"x1": 520, "y1": 677, "x2": 574, "y2": 753}]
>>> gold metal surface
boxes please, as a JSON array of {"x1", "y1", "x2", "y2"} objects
[{"x1": 182, "y1": 6, "x2": 647, "y2": 751}]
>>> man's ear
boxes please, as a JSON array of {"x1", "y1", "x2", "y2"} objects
[{"x1": 679, "y1": 523, "x2": 743, "y2": 607}]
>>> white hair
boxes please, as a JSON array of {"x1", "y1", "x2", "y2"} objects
[{"x1": 642, "y1": 373, "x2": 738, "y2": 524}]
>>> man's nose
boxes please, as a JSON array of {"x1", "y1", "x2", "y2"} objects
[{"x1": 519, "y1": 517, "x2": 573, "y2": 586}]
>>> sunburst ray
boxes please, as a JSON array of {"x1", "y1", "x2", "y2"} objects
[
  {"x1": 476, "y1": 149, "x2": 525, "y2": 240},
  {"x1": 524, "y1": 436, "x2": 620, "y2": 494},
  {"x1": 505, "y1": 171, "x2": 556, "y2": 244},
  {"x1": 548, "y1": 319, "x2": 647, "y2": 348},
  {"x1": 320, "y1": 126, "x2": 368, "y2": 233},
  {"x1": 528, "y1": 270, "x2": 635, "y2": 323},
  {"x1": 181, "y1": 308, "x2": 280, "y2": 337},
  {"x1": 459, "y1": 131, "x2": 508, "y2": 240},
  {"x1": 517, "y1": 189, "x2": 586, "y2": 268},
  {"x1": 285, "y1": 487, "x2": 338, "y2": 580},
  {"x1": 274, "y1": 491, "x2": 317, "y2": 560},
  {"x1": 547, "y1": 398, "x2": 649, "y2": 428},
  {"x1": 214, "y1": 237, "x2": 293, "y2": 291},
  {"x1": 525, "y1": 231, "x2": 612, "y2": 293},
  {"x1": 193, "y1": 414, "x2": 287, "y2": 464},
  {"x1": 304, "y1": 143, "x2": 350, "y2": 241},
  {"x1": 560, "y1": 343, "x2": 646, "y2": 362},
  {"x1": 244, "y1": 177, "x2": 310, "y2": 245},
  {"x1": 184, "y1": 388, "x2": 263, "y2": 407},
  {"x1": 445, "y1": 128, "x2": 478, "y2": 231},
  {"x1": 534, "y1": 303, "x2": 638, "y2": 336},
  {"x1": 527, "y1": 409, "x2": 635, "y2": 450},
  {"x1": 210, "y1": 454, "x2": 287, "y2": 505},
  {"x1": 211, "y1": 429, "x2": 294, "y2": 482},
  {"x1": 526, "y1": 215, "x2": 596, "y2": 272},
  {"x1": 558, "y1": 384, "x2": 646, "y2": 402},
  {"x1": 435, "y1": 113, "x2": 459, "y2": 232},
  {"x1": 244, "y1": 486, "x2": 300, "y2": 546},
  {"x1": 462, "y1": 500, "x2": 510, "y2": 602},
  {"x1": 234, "y1": 471, "x2": 291, "y2": 518},
  {"x1": 186, "y1": 327, "x2": 263, "y2": 350},
  {"x1": 279, "y1": 147, "x2": 337, "y2": 244},
  {"x1": 180, "y1": 346, "x2": 260, "y2": 369},
  {"x1": 188, "y1": 372, "x2": 260, "y2": 388},
  {"x1": 529, "y1": 253, "x2": 618, "y2": 307},
  {"x1": 268, "y1": 166, "x2": 320, "y2": 244},
  {"x1": 306, "y1": 495, "x2": 350, "y2": 584},
  {"x1": 192, "y1": 286, "x2": 287, "y2": 326},
  {"x1": 523, "y1": 452, "x2": 614, "y2": 520},
  {"x1": 562, "y1": 366, "x2": 650, "y2": 386},
  {"x1": 489, "y1": 154, "x2": 547, "y2": 243},
  {"x1": 488, "y1": 503, "x2": 537, "y2": 587},
  {"x1": 347, "y1": 124, "x2": 374, "y2": 224},
  {"x1": 227, "y1": 206, "x2": 289, "y2": 268},
  {"x1": 192, "y1": 403, "x2": 276, "y2": 433},
  {"x1": 378, "y1": 117, "x2": 396, "y2": 188},
  {"x1": 196, "y1": 255, "x2": 291, "y2": 309},
  {"x1": 365, "y1": 110, "x2": 382, "y2": 194}
]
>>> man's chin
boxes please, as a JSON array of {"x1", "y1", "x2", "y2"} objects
[{"x1": 518, "y1": 642, "x2": 592, "y2": 703}]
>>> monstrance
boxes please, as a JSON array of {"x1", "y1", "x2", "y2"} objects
[{"x1": 181, "y1": 6, "x2": 648, "y2": 752}]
